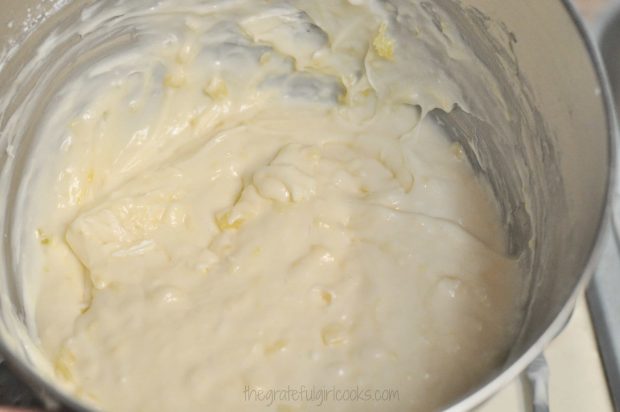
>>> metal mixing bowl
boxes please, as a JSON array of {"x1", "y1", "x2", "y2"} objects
[{"x1": 0, "y1": 0, "x2": 615, "y2": 410}]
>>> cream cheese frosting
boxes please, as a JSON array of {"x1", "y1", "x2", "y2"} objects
[{"x1": 24, "y1": 0, "x2": 523, "y2": 411}]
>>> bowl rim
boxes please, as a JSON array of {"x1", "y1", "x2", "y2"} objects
[
  {"x1": 445, "y1": 0, "x2": 618, "y2": 410},
  {"x1": 0, "y1": 1, "x2": 616, "y2": 411}
]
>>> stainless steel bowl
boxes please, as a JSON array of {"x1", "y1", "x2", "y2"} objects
[{"x1": 0, "y1": 0, "x2": 614, "y2": 410}]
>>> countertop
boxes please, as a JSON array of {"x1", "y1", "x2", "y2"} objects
[{"x1": 479, "y1": 296, "x2": 613, "y2": 412}]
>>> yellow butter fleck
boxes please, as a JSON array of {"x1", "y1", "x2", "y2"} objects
[
  {"x1": 36, "y1": 229, "x2": 51, "y2": 245},
  {"x1": 373, "y1": 23, "x2": 395, "y2": 60},
  {"x1": 215, "y1": 211, "x2": 244, "y2": 230},
  {"x1": 321, "y1": 323, "x2": 348, "y2": 346},
  {"x1": 320, "y1": 290, "x2": 333, "y2": 305},
  {"x1": 54, "y1": 347, "x2": 76, "y2": 381},
  {"x1": 361, "y1": 88, "x2": 373, "y2": 97},
  {"x1": 204, "y1": 77, "x2": 228, "y2": 100},
  {"x1": 76, "y1": 388, "x2": 99, "y2": 403},
  {"x1": 164, "y1": 69, "x2": 186, "y2": 88},
  {"x1": 451, "y1": 142, "x2": 464, "y2": 160},
  {"x1": 264, "y1": 339, "x2": 287, "y2": 355},
  {"x1": 337, "y1": 89, "x2": 349, "y2": 105}
]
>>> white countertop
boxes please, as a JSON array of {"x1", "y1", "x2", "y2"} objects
[{"x1": 479, "y1": 296, "x2": 613, "y2": 412}]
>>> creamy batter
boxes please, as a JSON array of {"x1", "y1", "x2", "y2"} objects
[{"x1": 26, "y1": 1, "x2": 522, "y2": 411}]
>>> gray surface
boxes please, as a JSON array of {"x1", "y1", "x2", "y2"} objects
[
  {"x1": 0, "y1": 360, "x2": 40, "y2": 408},
  {"x1": 522, "y1": 354, "x2": 550, "y2": 412},
  {"x1": 586, "y1": 5, "x2": 620, "y2": 410}
]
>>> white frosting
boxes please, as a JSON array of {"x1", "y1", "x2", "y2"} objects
[{"x1": 18, "y1": 0, "x2": 522, "y2": 411}]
